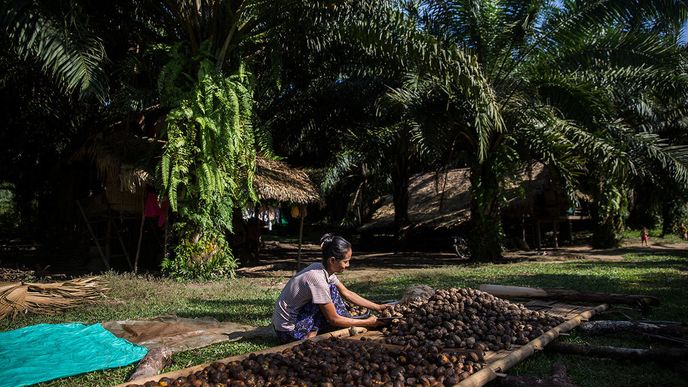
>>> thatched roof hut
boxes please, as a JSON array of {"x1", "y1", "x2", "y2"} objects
[
  {"x1": 251, "y1": 157, "x2": 320, "y2": 269},
  {"x1": 361, "y1": 163, "x2": 578, "y2": 232},
  {"x1": 74, "y1": 127, "x2": 321, "y2": 211},
  {"x1": 360, "y1": 168, "x2": 471, "y2": 232},
  {"x1": 72, "y1": 128, "x2": 161, "y2": 214},
  {"x1": 253, "y1": 157, "x2": 321, "y2": 205}
]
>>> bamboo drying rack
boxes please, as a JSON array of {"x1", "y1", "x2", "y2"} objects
[{"x1": 120, "y1": 300, "x2": 608, "y2": 387}]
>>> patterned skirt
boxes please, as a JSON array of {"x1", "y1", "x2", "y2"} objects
[{"x1": 275, "y1": 283, "x2": 351, "y2": 344}]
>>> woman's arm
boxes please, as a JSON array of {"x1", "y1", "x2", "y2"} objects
[
  {"x1": 318, "y1": 303, "x2": 378, "y2": 328},
  {"x1": 336, "y1": 282, "x2": 386, "y2": 312}
]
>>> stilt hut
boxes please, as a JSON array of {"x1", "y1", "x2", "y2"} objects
[
  {"x1": 71, "y1": 126, "x2": 163, "y2": 272},
  {"x1": 361, "y1": 163, "x2": 590, "y2": 249},
  {"x1": 74, "y1": 117, "x2": 320, "y2": 272},
  {"x1": 252, "y1": 157, "x2": 321, "y2": 270}
]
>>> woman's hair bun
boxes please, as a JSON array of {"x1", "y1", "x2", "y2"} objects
[
  {"x1": 319, "y1": 233, "x2": 352, "y2": 261},
  {"x1": 320, "y1": 233, "x2": 335, "y2": 247}
]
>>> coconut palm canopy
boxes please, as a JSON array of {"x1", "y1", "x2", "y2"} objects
[{"x1": 254, "y1": 157, "x2": 321, "y2": 205}]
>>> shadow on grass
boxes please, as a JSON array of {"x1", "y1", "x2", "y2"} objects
[
  {"x1": 178, "y1": 298, "x2": 274, "y2": 324},
  {"x1": 348, "y1": 254, "x2": 688, "y2": 321},
  {"x1": 584, "y1": 245, "x2": 688, "y2": 258}
]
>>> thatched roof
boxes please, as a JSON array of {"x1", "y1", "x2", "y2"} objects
[
  {"x1": 72, "y1": 129, "x2": 160, "y2": 194},
  {"x1": 74, "y1": 123, "x2": 320, "y2": 206},
  {"x1": 254, "y1": 157, "x2": 321, "y2": 205},
  {"x1": 361, "y1": 163, "x2": 571, "y2": 232},
  {"x1": 361, "y1": 168, "x2": 472, "y2": 232}
]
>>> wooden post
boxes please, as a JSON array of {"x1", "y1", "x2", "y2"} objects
[
  {"x1": 76, "y1": 200, "x2": 110, "y2": 270},
  {"x1": 521, "y1": 214, "x2": 526, "y2": 247},
  {"x1": 297, "y1": 205, "x2": 305, "y2": 272},
  {"x1": 113, "y1": 221, "x2": 133, "y2": 271},
  {"x1": 134, "y1": 205, "x2": 146, "y2": 274},
  {"x1": 553, "y1": 221, "x2": 559, "y2": 249}
]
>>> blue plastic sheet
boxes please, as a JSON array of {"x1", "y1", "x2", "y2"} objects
[{"x1": 0, "y1": 323, "x2": 148, "y2": 387}]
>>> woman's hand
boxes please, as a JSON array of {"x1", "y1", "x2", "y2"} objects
[
  {"x1": 364, "y1": 315, "x2": 379, "y2": 327},
  {"x1": 374, "y1": 303, "x2": 394, "y2": 313}
]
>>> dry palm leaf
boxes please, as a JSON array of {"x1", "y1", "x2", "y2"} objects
[{"x1": 0, "y1": 277, "x2": 108, "y2": 320}]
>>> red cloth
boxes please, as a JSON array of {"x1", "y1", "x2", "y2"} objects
[{"x1": 144, "y1": 192, "x2": 169, "y2": 227}]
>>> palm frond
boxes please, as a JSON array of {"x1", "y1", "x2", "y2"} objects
[
  {"x1": 0, "y1": 277, "x2": 107, "y2": 320},
  {"x1": 609, "y1": 124, "x2": 688, "y2": 188},
  {"x1": 509, "y1": 104, "x2": 584, "y2": 200},
  {"x1": 1, "y1": 2, "x2": 108, "y2": 100}
]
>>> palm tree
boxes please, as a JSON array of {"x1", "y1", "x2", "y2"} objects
[{"x1": 350, "y1": 0, "x2": 688, "y2": 258}]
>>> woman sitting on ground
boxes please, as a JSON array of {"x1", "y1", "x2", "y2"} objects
[{"x1": 272, "y1": 233, "x2": 386, "y2": 343}]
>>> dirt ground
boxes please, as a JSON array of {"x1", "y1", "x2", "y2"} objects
[
  {"x1": 236, "y1": 239, "x2": 688, "y2": 284},
  {"x1": 2, "y1": 238, "x2": 685, "y2": 285}
]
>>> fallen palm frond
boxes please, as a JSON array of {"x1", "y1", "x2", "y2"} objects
[{"x1": 0, "y1": 277, "x2": 108, "y2": 320}]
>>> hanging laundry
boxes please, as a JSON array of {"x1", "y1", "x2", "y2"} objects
[{"x1": 144, "y1": 192, "x2": 169, "y2": 227}]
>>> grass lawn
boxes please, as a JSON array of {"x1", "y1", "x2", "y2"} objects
[{"x1": 1, "y1": 245, "x2": 686, "y2": 386}]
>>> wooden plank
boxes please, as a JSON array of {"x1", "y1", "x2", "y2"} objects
[
  {"x1": 547, "y1": 303, "x2": 584, "y2": 319},
  {"x1": 116, "y1": 327, "x2": 367, "y2": 387}
]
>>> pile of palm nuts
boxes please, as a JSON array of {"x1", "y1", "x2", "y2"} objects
[
  {"x1": 381, "y1": 287, "x2": 565, "y2": 350},
  {"x1": 127, "y1": 338, "x2": 483, "y2": 387},
  {"x1": 346, "y1": 300, "x2": 370, "y2": 317}
]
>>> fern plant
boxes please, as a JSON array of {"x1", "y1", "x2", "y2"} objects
[{"x1": 158, "y1": 44, "x2": 256, "y2": 279}]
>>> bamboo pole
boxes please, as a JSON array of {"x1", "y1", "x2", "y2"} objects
[
  {"x1": 133, "y1": 205, "x2": 146, "y2": 274},
  {"x1": 456, "y1": 303, "x2": 608, "y2": 387},
  {"x1": 76, "y1": 200, "x2": 110, "y2": 270},
  {"x1": 114, "y1": 221, "x2": 134, "y2": 271},
  {"x1": 296, "y1": 205, "x2": 305, "y2": 272},
  {"x1": 116, "y1": 327, "x2": 367, "y2": 387}
]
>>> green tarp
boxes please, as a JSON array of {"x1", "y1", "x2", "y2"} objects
[{"x1": 0, "y1": 323, "x2": 148, "y2": 387}]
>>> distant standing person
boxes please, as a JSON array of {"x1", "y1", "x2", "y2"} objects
[
  {"x1": 681, "y1": 223, "x2": 688, "y2": 241},
  {"x1": 272, "y1": 233, "x2": 387, "y2": 343},
  {"x1": 641, "y1": 227, "x2": 649, "y2": 247}
]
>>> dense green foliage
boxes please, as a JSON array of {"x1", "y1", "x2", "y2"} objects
[
  {"x1": 370, "y1": 0, "x2": 688, "y2": 257},
  {"x1": 0, "y1": 0, "x2": 687, "y2": 271},
  {"x1": 158, "y1": 52, "x2": 256, "y2": 278}
]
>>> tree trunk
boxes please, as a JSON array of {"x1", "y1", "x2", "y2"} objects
[
  {"x1": 579, "y1": 320, "x2": 687, "y2": 337},
  {"x1": 127, "y1": 347, "x2": 173, "y2": 382},
  {"x1": 661, "y1": 197, "x2": 687, "y2": 237},
  {"x1": 545, "y1": 342, "x2": 688, "y2": 362},
  {"x1": 467, "y1": 161, "x2": 503, "y2": 261},
  {"x1": 391, "y1": 132, "x2": 411, "y2": 244},
  {"x1": 591, "y1": 181, "x2": 627, "y2": 248},
  {"x1": 391, "y1": 171, "x2": 409, "y2": 241}
]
